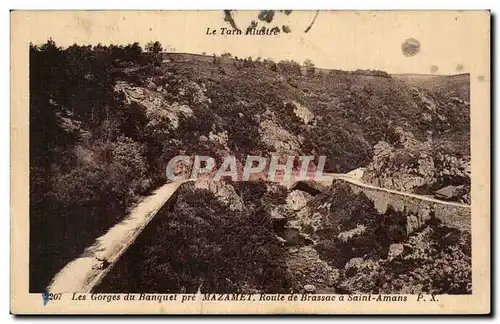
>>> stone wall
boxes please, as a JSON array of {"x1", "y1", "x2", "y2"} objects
[{"x1": 342, "y1": 180, "x2": 471, "y2": 233}]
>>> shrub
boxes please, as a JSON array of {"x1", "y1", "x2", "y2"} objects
[{"x1": 277, "y1": 60, "x2": 301, "y2": 75}]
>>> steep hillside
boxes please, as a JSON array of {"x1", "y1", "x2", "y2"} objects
[
  {"x1": 125, "y1": 52, "x2": 470, "y2": 173},
  {"x1": 127, "y1": 53, "x2": 471, "y2": 201},
  {"x1": 294, "y1": 181, "x2": 471, "y2": 294},
  {"x1": 393, "y1": 73, "x2": 470, "y2": 101}
]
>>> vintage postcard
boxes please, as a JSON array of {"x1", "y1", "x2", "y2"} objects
[{"x1": 11, "y1": 10, "x2": 490, "y2": 314}]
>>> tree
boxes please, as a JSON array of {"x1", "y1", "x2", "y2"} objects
[
  {"x1": 277, "y1": 60, "x2": 301, "y2": 75},
  {"x1": 145, "y1": 41, "x2": 163, "y2": 53},
  {"x1": 123, "y1": 42, "x2": 143, "y2": 63},
  {"x1": 29, "y1": 39, "x2": 156, "y2": 291},
  {"x1": 145, "y1": 41, "x2": 163, "y2": 66},
  {"x1": 304, "y1": 59, "x2": 315, "y2": 76}
]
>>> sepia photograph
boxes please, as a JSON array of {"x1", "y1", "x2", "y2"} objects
[{"x1": 10, "y1": 10, "x2": 490, "y2": 314}]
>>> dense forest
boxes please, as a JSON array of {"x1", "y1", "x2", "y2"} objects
[
  {"x1": 30, "y1": 39, "x2": 470, "y2": 292},
  {"x1": 30, "y1": 40, "x2": 169, "y2": 291}
]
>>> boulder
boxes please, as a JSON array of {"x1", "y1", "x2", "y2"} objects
[
  {"x1": 195, "y1": 180, "x2": 244, "y2": 211},
  {"x1": 407, "y1": 214, "x2": 419, "y2": 234},
  {"x1": 421, "y1": 112, "x2": 432, "y2": 122},
  {"x1": 290, "y1": 101, "x2": 315, "y2": 125},
  {"x1": 304, "y1": 284, "x2": 316, "y2": 293},
  {"x1": 270, "y1": 205, "x2": 295, "y2": 220},
  {"x1": 344, "y1": 257, "x2": 378, "y2": 278},
  {"x1": 337, "y1": 224, "x2": 367, "y2": 242},
  {"x1": 286, "y1": 190, "x2": 313, "y2": 211},
  {"x1": 259, "y1": 119, "x2": 303, "y2": 155},
  {"x1": 387, "y1": 243, "x2": 404, "y2": 260}
]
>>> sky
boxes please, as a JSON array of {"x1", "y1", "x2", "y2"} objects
[{"x1": 16, "y1": 10, "x2": 489, "y2": 75}]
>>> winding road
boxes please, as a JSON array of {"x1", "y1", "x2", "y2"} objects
[{"x1": 328, "y1": 174, "x2": 470, "y2": 209}]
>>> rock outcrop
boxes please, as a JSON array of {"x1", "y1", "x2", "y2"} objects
[
  {"x1": 337, "y1": 225, "x2": 471, "y2": 294},
  {"x1": 289, "y1": 100, "x2": 315, "y2": 125},
  {"x1": 259, "y1": 119, "x2": 303, "y2": 155},
  {"x1": 194, "y1": 179, "x2": 244, "y2": 211},
  {"x1": 362, "y1": 126, "x2": 471, "y2": 203},
  {"x1": 114, "y1": 81, "x2": 193, "y2": 130},
  {"x1": 286, "y1": 190, "x2": 313, "y2": 211}
]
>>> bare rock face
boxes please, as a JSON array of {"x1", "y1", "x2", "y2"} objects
[
  {"x1": 194, "y1": 179, "x2": 244, "y2": 211},
  {"x1": 406, "y1": 215, "x2": 419, "y2": 235},
  {"x1": 434, "y1": 152, "x2": 471, "y2": 179},
  {"x1": 337, "y1": 225, "x2": 367, "y2": 243},
  {"x1": 270, "y1": 204, "x2": 295, "y2": 220},
  {"x1": 289, "y1": 100, "x2": 315, "y2": 125},
  {"x1": 406, "y1": 205, "x2": 434, "y2": 234},
  {"x1": 184, "y1": 80, "x2": 211, "y2": 105},
  {"x1": 170, "y1": 156, "x2": 194, "y2": 180},
  {"x1": 421, "y1": 112, "x2": 433, "y2": 122},
  {"x1": 259, "y1": 119, "x2": 303, "y2": 155},
  {"x1": 410, "y1": 87, "x2": 437, "y2": 113},
  {"x1": 337, "y1": 224, "x2": 471, "y2": 294},
  {"x1": 362, "y1": 126, "x2": 470, "y2": 200},
  {"x1": 387, "y1": 243, "x2": 404, "y2": 261},
  {"x1": 344, "y1": 257, "x2": 379, "y2": 278},
  {"x1": 114, "y1": 81, "x2": 193, "y2": 130},
  {"x1": 286, "y1": 190, "x2": 313, "y2": 211},
  {"x1": 363, "y1": 138, "x2": 435, "y2": 193}
]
